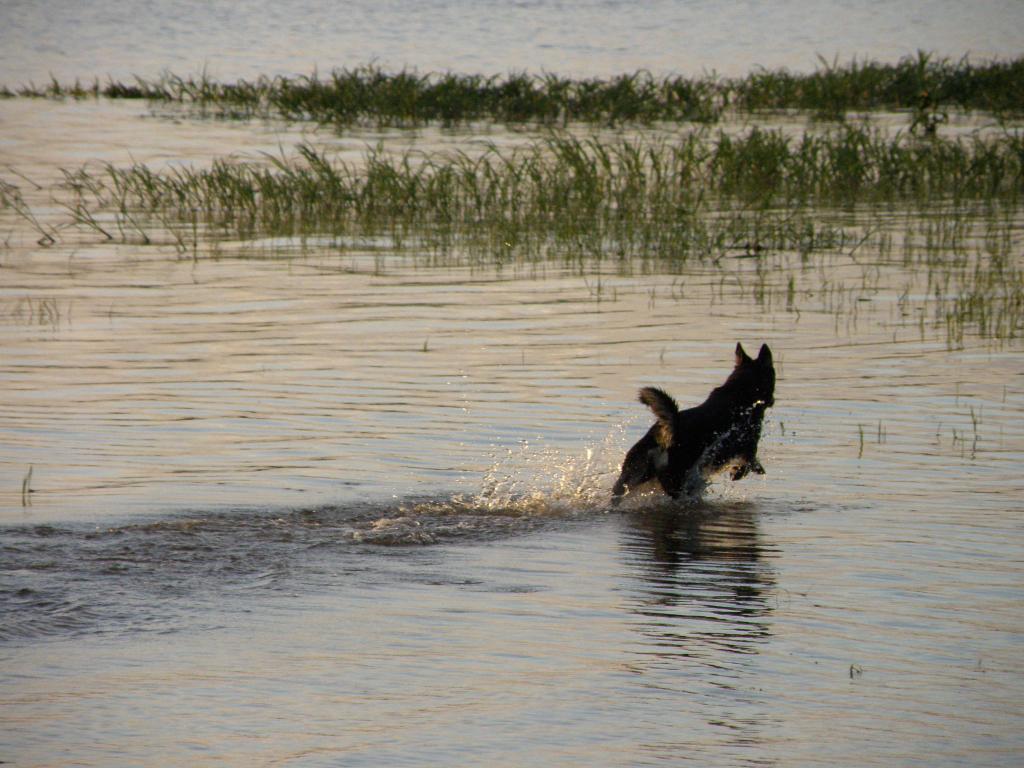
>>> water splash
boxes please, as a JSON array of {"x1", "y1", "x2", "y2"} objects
[{"x1": 473, "y1": 423, "x2": 635, "y2": 512}]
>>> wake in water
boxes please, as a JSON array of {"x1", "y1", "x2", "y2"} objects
[{"x1": 1, "y1": 419, "x2": 771, "y2": 640}]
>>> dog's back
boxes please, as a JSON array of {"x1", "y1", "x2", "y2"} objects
[{"x1": 612, "y1": 343, "x2": 775, "y2": 503}]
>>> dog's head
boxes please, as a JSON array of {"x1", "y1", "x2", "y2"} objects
[{"x1": 729, "y1": 342, "x2": 775, "y2": 409}]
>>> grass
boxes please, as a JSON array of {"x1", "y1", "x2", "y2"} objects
[
  {"x1": 48, "y1": 124, "x2": 1023, "y2": 347},
  {"x1": 941, "y1": 243, "x2": 1024, "y2": 346},
  {"x1": 70, "y1": 127, "x2": 1021, "y2": 255},
  {"x1": 709, "y1": 126, "x2": 1024, "y2": 203},
  {"x1": 22, "y1": 465, "x2": 33, "y2": 507},
  {"x1": 64, "y1": 135, "x2": 823, "y2": 264},
  {"x1": 1, "y1": 177, "x2": 58, "y2": 245},
  {"x1": 0, "y1": 114, "x2": 1006, "y2": 347},
  {"x1": 0, "y1": 67, "x2": 724, "y2": 125},
  {"x1": 5, "y1": 53, "x2": 1023, "y2": 126},
  {"x1": 734, "y1": 51, "x2": 1024, "y2": 117}
]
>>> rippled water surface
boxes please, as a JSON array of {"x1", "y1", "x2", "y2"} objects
[
  {"x1": 3, "y1": 90, "x2": 1024, "y2": 768},
  {"x1": 2, "y1": 0, "x2": 1023, "y2": 84}
]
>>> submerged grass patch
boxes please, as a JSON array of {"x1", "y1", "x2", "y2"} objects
[
  {"x1": 73, "y1": 127, "x2": 1022, "y2": 247},
  {"x1": 6, "y1": 53, "x2": 1023, "y2": 126},
  {"x1": 22, "y1": 123, "x2": 1020, "y2": 346},
  {"x1": 734, "y1": 51, "x2": 1024, "y2": 117},
  {"x1": 1, "y1": 68, "x2": 723, "y2": 125}
]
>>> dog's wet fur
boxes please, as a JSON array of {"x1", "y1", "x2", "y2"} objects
[{"x1": 612, "y1": 343, "x2": 775, "y2": 504}]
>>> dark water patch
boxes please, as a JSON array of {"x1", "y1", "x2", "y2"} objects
[
  {"x1": 0, "y1": 494, "x2": 599, "y2": 642},
  {"x1": 619, "y1": 503, "x2": 778, "y2": 661},
  {"x1": 0, "y1": 491, "x2": 782, "y2": 643}
]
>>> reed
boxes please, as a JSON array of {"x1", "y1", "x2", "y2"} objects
[
  {"x1": 714, "y1": 126, "x2": 1024, "y2": 203},
  {"x1": 1, "y1": 177, "x2": 57, "y2": 245},
  {"x1": 77, "y1": 133, "x2": 845, "y2": 261},
  {"x1": 941, "y1": 248, "x2": 1024, "y2": 346},
  {"x1": 51, "y1": 128, "x2": 1017, "y2": 355},
  {"x1": 22, "y1": 465, "x2": 33, "y2": 507},
  {"x1": 1, "y1": 76, "x2": 101, "y2": 100},
  {"x1": 86, "y1": 128, "x2": 1022, "y2": 239},
  {"x1": 9, "y1": 53, "x2": 1022, "y2": 124},
  {"x1": 32, "y1": 125, "x2": 1022, "y2": 346},
  {"x1": 734, "y1": 52, "x2": 1024, "y2": 116}
]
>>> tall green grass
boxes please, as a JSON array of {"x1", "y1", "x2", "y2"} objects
[
  {"x1": 18, "y1": 123, "x2": 1014, "y2": 345},
  {"x1": 734, "y1": 51, "x2": 1024, "y2": 116},
  {"x1": 1, "y1": 67, "x2": 721, "y2": 125},
  {"x1": 92, "y1": 126, "x2": 1023, "y2": 216},
  {"x1": 60, "y1": 126, "x2": 1021, "y2": 274},
  {"x1": 7, "y1": 53, "x2": 1023, "y2": 125}
]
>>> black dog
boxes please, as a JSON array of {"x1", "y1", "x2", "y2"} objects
[{"x1": 612, "y1": 343, "x2": 775, "y2": 504}]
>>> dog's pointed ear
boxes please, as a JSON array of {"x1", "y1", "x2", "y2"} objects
[
  {"x1": 735, "y1": 342, "x2": 752, "y2": 367},
  {"x1": 757, "y1": 343, "x2": 773, "y2": 366}
]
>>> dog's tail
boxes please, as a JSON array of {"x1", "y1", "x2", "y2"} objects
[{"x1": 638, "y1": 386, "x2": 678, "y2": 447}]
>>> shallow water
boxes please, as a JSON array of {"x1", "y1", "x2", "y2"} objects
[
  {"x1": 3, "y1": 99, "x2": 1024, "y2": 766},
  {"x1": 2, "y1": 0, "x2": 1023, "y2": 84}
]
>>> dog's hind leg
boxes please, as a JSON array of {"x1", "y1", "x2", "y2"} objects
[{"x1": 612, "y1": 388, "x2": 679, "y2": 506}]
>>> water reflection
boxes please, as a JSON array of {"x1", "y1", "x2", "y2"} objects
[
  {"x1": 622, "y1": 502, "x2": 775, "y2": 653},
  {"x1": 619, "y1": 503, "x2": 778, "y2": 758}
]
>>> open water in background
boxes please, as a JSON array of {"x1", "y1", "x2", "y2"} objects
[
  {"x1": 2, "y1": 4, "x2": 1024, "y2": 767},
  {"x1": 1, "y1": 0, "x2": 1023, "y2": 83}
]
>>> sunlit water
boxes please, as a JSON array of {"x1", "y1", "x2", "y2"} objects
[
  {"x1": 3, "y1": 97, "x2": 1024, "y2": 768},
  {"x1": 1, "y1": 0, "x2": 1023, "y2": 84}
]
